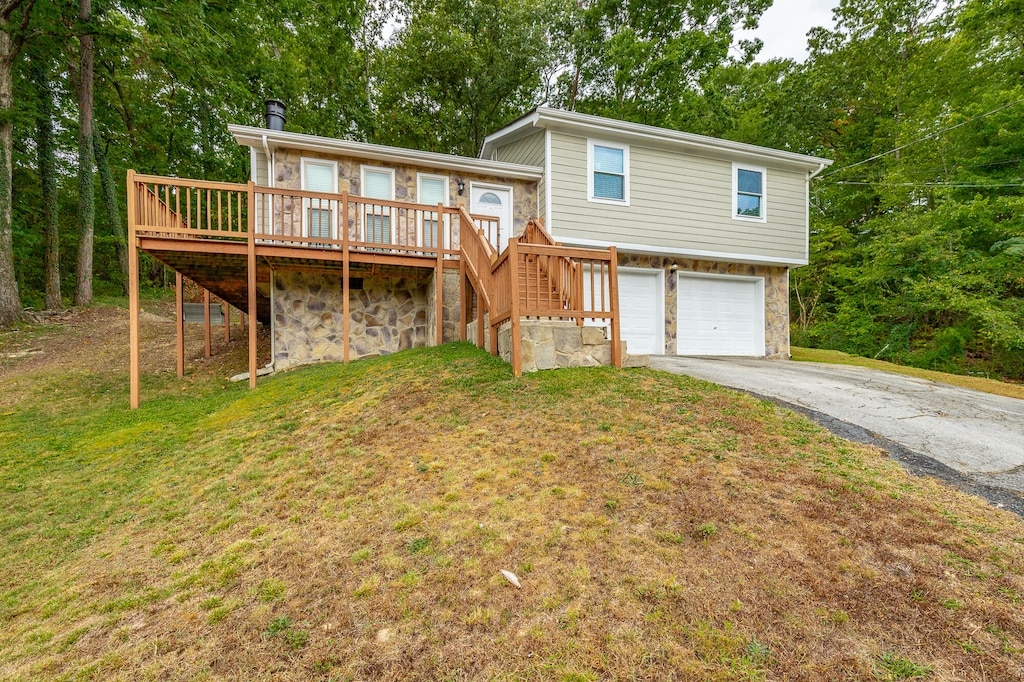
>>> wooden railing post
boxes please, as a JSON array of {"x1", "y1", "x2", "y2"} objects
[
  {"x1": 608, "y1": 246, "x2": 622, "y2": 368},
  {"x1": 459, "y1": 256, "x2": 468, "y2": 342},
  {"x1": 127, "y1": 170, "x2": 141, "y2": 409},
  {"x1": 247, "y1": 181, "x2": 258, "y2": 389},
  {"x1": 435, "y1": 202, "x2": 445, "y2": 345},
  {"x1": 203, "y1": 288, "x2": 212, "y2": 358},
  {"x1": 508, "y1": 237, "x2": 522, "y2": 376},
  {"x1": 342, "y1": 191, "x2": 350, "y2": 363}
]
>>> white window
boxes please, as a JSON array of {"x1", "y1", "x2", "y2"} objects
[
  {"x1": 587, "y1": 140, "x2": 629, "y2": 205},
  {"x1": 733, "y1": 163, "x2": 766, "y2": 222},
  {"x1": 301, "y1": 158, "x2": 337, "y2": 241},
  {"x1": 361, "y1": 166, "x2": 395, "y2": 244},
  {"x1": 417, "y1": 173, "x2": 448, "y2": 249}
]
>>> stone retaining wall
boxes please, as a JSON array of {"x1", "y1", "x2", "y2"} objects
[{"x1": 497, "y1": 320, "x2": 617, "y2": 372}]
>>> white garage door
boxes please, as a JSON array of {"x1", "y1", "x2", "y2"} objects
[
  {"x1": 677, "y1": 274, "x2": 765, "y2": 356},
  {"x1": 617, "y1": 269, "x2": 664, "y2": 355}
]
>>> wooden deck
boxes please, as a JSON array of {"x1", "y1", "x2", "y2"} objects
[{"x1": 127, "y1": 171, "x2": 620, "y2": 408}]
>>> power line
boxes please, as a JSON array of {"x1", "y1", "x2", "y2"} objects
[
  {"x1": 818, "y1": 97, "x2": 1024, "y2": 180},
  {"x1": 837, "y1": 181, "x2": 1023, "y2": 188}
]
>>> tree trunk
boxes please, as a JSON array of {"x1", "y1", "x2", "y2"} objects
[
  {"x1": 74, "y1": 0, "x2": 95, "y2": 307},
  {"x1": 93, "y1": 130, "x2": 128, "y2": 294},
  {"x1": 0, "y1": 27, "x2": 20, "y2": 327},
  {"x1": 33, "y1": 59, "x2": 61, "y2": 310}
]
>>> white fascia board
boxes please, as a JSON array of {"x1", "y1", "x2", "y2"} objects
[
  {"x1": 533, "y1": 107, "x2": 832, "y2": 172},
  {"x1": 479, "y1": 111, "x2": 541, "y2": 159},
  {"x1": 229, "y1": 125, "x2": 544, "y2": 182},
  {"x1": 550, "y1": 233, "x2": 809, "y2": 268}
]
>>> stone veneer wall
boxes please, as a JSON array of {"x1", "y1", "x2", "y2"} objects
[
  {"x1": 426, "y1": 270, "x2": 463, "y2": 345},
  {"x1": 272, "y1": 148, "x2": 539, "y2": 237},
  {"x1": 273, "y1": 270, "x2": 430, "y2": 370},
  {"x1": 618, "y1": 254, "x2": 790, "y2": 358},
  {"x1": 497, "y1": 320, "x2": 620, "y2": 372}
]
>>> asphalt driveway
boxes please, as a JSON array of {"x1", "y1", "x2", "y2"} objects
[{"x1": 650, "y1": 356, "x2": 1024, "y2": 514}]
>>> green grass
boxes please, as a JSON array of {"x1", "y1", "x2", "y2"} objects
[
  {"x1": 791, "y1": 346, "x2": 1024, "y2": 400},
  {"x1": 1, "y1": 303, "x2": 1023, "y2": 680}
]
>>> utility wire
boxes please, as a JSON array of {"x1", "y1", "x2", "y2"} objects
[
  {"x1": 837, "y1": 181, "x2": 1023, "y2": 188},
  {"x1": 818, "y1": 97, "x2": 1024, "y2": 179}
]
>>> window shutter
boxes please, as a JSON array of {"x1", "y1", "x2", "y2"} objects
[{"x1": 363, "y1": 170, "x2": 393, "y2": 200}]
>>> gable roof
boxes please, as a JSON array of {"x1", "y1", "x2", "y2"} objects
[
  {"x1": 229, "y1": 125, "x2": 544, "y2": 181},
  {"x1": 479, "y1": 107, "x2": 832, "y2": 172}
]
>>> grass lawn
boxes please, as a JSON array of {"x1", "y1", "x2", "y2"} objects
[
  {"x1": 1, "y1": 302, "x2": 1022, "y2": 680},
  {"x1": 791, "y1": 347, "x2": 1024, "y2": 401}
]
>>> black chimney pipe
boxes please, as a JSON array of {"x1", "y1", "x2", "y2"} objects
[{"x1": 265, "y1": 99, "x2": 286, "y2": 131}]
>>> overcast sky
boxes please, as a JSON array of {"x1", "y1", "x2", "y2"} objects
[{"x1": 735, "y1": 0, "x2": 841, "y2": 62}]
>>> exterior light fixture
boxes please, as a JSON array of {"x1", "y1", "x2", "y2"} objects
[{"x1": 457, "y1": 179, "x2": 465, "y2": 196}]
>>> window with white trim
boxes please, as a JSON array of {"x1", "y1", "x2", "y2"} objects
[
  {"x1": 417, "y1": 173, "x2": 447, "y2": 249},
  {"x1": 587, "y1": 140, "x2": 629, "y2": 204},
  {"x1": 301, "y1": 159, "x2": 337, "y2": 241},
  {"x1": 361, "y1": 166, "x2": 395, "y2": 244},
  {"x1": 733, "y1": 164, "x2": 766, "y2": 221}
]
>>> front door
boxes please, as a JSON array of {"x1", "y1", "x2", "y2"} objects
[{"x1": 470, "y1": 184, "x2": 512, "y2": 251}]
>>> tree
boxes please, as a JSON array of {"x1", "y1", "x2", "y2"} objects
[
  {"x1": 0, "y1": 0, "x2": 34, "y2": 327},
  {"x1": 31, "y1": 55, "x2": 60, "y2": 309},
  {"x1": 73, "y1": 0, "x2": 94, "y2": 306},
  {"x1": 374, "y1": 0, "x2": 552, "y2": 156}
]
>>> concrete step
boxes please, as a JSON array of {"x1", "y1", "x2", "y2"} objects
[{"x1": 623, "y1": 354, "x2": 650, "y2": 368}]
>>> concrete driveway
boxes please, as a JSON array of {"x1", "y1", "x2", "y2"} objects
[{"x1": 651, "y1": 356, "x2": 1024, "y2": 513}]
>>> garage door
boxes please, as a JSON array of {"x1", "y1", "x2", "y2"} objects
[
  {"x1": 617, "y1": 269, "x2": 664, "y2": 355},
  {"x1": 677, "y1": 274, "x2": 764, "y2": 356}
]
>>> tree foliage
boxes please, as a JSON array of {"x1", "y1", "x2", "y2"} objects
[{"x1": 3, "y1": 0, "x2": 1022, "y2": 379}]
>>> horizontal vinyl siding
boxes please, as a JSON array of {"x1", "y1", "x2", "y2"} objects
[
  {"x1": 495, "y1": 131, "x2": 546, "y2": 167},
  {"x1": 255, "y1": 150, "x2": 269, "y2": 186},
  {"x1": 549, "y1": 131, "x2": 807, "y2": 262}
]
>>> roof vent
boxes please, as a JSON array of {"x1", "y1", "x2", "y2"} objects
[{"x1": 264, "y1": 99, "x2": 286, "y2": 131}]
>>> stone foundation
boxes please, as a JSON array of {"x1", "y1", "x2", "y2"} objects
[
  {"x1": 426, "y1": 270, "x2": 463, "y2": 345},
  {"x1": 272, "y1": 270, "x2": 430, "y2": 370},
  {"x1": 618, "y1": 254, "x2": 790, "y2": 358}
]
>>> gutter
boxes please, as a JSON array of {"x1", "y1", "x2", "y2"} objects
[{"x1": 807, "y1": 162, "x2": 828, "y2": 181}]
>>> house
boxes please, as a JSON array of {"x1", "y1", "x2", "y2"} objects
[
  {"x1": 481, "y1": 107, "x2": 831, "y2": 358},
  {"x1": 124, "y1": 103, "x2": 830, "y2": 408}
]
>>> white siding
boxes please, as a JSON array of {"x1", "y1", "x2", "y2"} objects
[
  {"x1": 548, "y1": 131, "x2": 807, "y2": 262},
  {"x1": 254, "y1": 150, "x2": 269, "y2": 186}
]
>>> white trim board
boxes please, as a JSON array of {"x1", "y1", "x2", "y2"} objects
[
  {"x1": 230, "y1": 125, "x2": 543, "y2": 181},
  {"x1": 549, "y1": 234, "x2": 808, "y2": 267}
]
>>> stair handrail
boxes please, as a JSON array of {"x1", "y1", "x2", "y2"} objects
[{"x1": 517, "y1": 217, "x2": 580, "y2": 316}]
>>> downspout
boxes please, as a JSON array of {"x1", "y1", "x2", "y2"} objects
[{"x1": 261, "y1": 134, "x2": 276, "y2": 370}]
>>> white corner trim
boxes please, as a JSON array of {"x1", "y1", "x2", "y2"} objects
[
  {"x1": 544, "y1": 128, "x2": 552, "y2": 229},
  {"x1": 586, "y1": 138, "x2": 630, "y2": 206},
  {"x1": 550, "y1": 233, "x2": 808, "y2": 267},
  {"x1": 732, "y1": 162, "x2": 767, "y2": 223}
]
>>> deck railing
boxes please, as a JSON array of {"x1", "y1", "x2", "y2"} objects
[
  {"x1": 460, "y1": 216, "x2": 622, "y2": 374},
  {"x1": 130, "y1": 173, "x2": 502, "y2": 257}
]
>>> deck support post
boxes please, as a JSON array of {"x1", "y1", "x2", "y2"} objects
[
  {"x1": 435, "y1": 202, "x2": 445, "y2": 346},
  {"x1": 459, "y1": 258, "x2": 467, "y2": 342},
  {"x1": 128, "y1": 170, "x2": 141, "y2": 409},
  {"x1": 223, "y1": 302, "x2": 230, "y2": 343},
  {"x1": 175, "y1": 272, "x2": 184, "y2": 377},
  {"x1": 608, "y1": 246, "x2": 622, "y2": 368},
  {"x1": 247, "y1": 181, "x2": 257, "y2": 389},
  {"x1": 342, "y1": 191, "x2": 350, "y2": 363},
  {"x1": 203, "y1": 288, "x2": 212, "y2": 358},
  {"x1": 478, "y1": 293, "x2": 485, "y2": 350},
  {"x1": 508, "y1": 237, "x2": 522, "y2": 376}
]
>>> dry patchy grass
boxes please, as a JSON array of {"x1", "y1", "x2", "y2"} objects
[{"x1": 1, "y1": 303, "x2": 1022, "y2": 681}]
